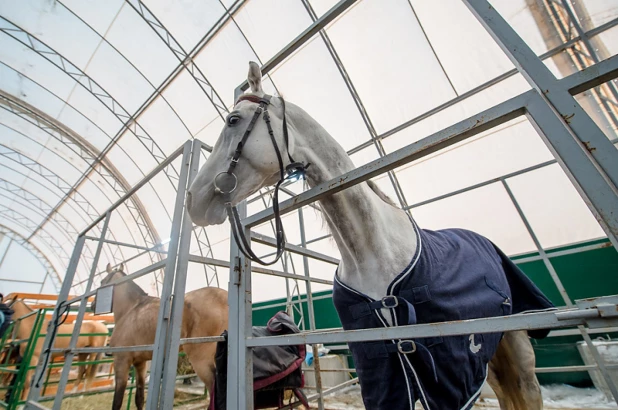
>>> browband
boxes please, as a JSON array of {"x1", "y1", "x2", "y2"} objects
[{"x1": 235, "y1": 94, "x2": 270, "y2": 106}]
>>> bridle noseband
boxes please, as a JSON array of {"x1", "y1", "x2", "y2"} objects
[{"x1": 215, "y1": 94, "x2": 309, "y2": 266}]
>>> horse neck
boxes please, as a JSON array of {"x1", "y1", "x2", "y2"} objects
[
  {"x1": 111, "y1": 280, "x2": 148, "y2": 321},
  {"x1": 288, "y1": 105, "x2": 418, "y2": 298},
  {"x1": 11, "y1": 302, "x2": 36, "y2": 337}
]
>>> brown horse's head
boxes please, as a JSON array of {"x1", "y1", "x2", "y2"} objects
[
  {"x1": 91, "y1": 263, "x2": 125, "y2": 313},
  {"x1": 101, "y1": 263, "x2": 125, "y2": 286}
]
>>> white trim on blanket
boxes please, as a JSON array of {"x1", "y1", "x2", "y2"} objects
[
  {"x1": 460, "y1": 364, "x2": 489, "y2": 410},
  {"x1": 389, "y1": 214, "x2": 422, "y2": 295}
]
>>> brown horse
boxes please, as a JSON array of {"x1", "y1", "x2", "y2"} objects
[
  {"x1": 96, "y1": 263, "x2": 228, "y2": 410},
  {"x1": 5, "y1": 297, "x2": 109, "y2": 399}
]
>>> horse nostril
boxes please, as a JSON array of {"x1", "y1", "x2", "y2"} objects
[{"x1": 186, "y1": 191, "x2": 193, "y2": 211}]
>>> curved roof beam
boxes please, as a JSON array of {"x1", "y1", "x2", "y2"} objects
[
  {"x1": 0, "y1": 144, "x2": 125, "y2": 269},
  {"x1": 116, "y1": 0, "x2": 247, "y2": 130},
  {"x1": 0, "y1": 177, "x2": 118, "y2": 268},
  {"x1": 0, "y1": 90, "x2": 161, "y2": 253},
  {"x1": 125, "y1": 0, "x2": 230, "y2": 120},
  {"x1": 0, "y1": 204, "x2": 70, "y2": 273},
  {"x1": 0, "y1": 16, "x2": 176, "y2": 285},
  {"x1": 0, "y1": 16, "x2": 175, "y2": 228},
  {"x1": 0, "y1": 224, "x2": 62, "y2": 291}
]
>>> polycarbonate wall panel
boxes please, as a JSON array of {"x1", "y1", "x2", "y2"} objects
[
  {"x1": 270, "y1": 36, "x2": 371, "y2": 151},
  {"x1": 140, "y1": 0, "x2": 227, "y2": 52},
  {"x1": 193, "y1": 21, "x2": 262, "y2": 108},
  {"x1": 161, "y1": 69, "x2": 220, "y2": 137},
  {"x1": 0, "y1": 0, "x2": 101, "y2": 71},
  {"x1": 410, "y1": 0, "x2": 516, "y2": 94},
  {"x1": 324, "y1": 0, "x2": 457, "y2": 134},
  {"x1": 104, "y1": 4, "x2": 178, "y2": 87},
  {"x1": 0, "y1": 33, "x2": 77, "y2": 102},
  {"x1": 235, "y1": 0, "x2": 313, "y2": 63},
  {"x1": 0, "y1": 0, "x2": 614, "y2": 297},
  {"x1": 507, "y1": 164, "x2": 606, "y2": 249}
]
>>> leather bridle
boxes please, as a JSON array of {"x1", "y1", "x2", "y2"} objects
[{"x1": 214, "y1": 94, "x2": 309, "y2": 266}]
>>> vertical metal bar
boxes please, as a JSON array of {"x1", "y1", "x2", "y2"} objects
[
  {"x1": 462, "y1": 0, "x2": 618, "y2": 244},
  {"x1": 50, "y1": 212, "x2": 112, "y2": 410},
  {"x1": 25, "y1": 235, "x2": 86, "y2": 409},
  {"x1": 524, "y1": 94, "x2": 618, "y2": 249},
  {"x1": 298, "y1": 208, "x2": 324, "y2": 410},
  {"x1": 226, "y1": 201, "x2": 253, "y2": 409},
  {"x1": 38, "y1": 273, "x2": 49, "y2": 294},
  {"x1": 0, "y1": 239, "x2": 11, "y2": 270},
  {"x1": 283, "y1": 256, "x2": 293, "y2": 320},
  {"x1": 501, "y1": 181, "x2": 571, "y2": 305},
  {"x1": 559, "y1": 0, "x2": 618, "y2": 105},
  {"x1": 464, "y1": 0, "x2": 618, "y2": 180},
  {"x1": 18, "y1": 310, "x2": 47, "y2": 410},
  {"x1": 502, "y1": 180, "x2": 618, "y2": 404},
  {"x1": 158, "y1": 139, "x2": 202, "y2": 407},
  {"x1": 226, "y1": 249, "x2": 240, "y2": 410},
  {"x1": 146, "y1": 140, "x2": 193, "y2": 410}
]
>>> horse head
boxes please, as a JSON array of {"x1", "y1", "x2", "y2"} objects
[
  {"x1": 101, "y1": 263, "x2": 125, "y2": 286},
  {"x1": 92, "y1": 263, "x2": 125, "y2": 312},
  {"x1": 187, "y1": 61, "x2": 304, "y2": 227}
]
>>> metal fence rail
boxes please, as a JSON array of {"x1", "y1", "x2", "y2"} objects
[
  {"x1": 18, "y1": 0, "x2": 618, "y2": 409},
  {"x1": 222, "y1": 0, "x2": 618, "y2": 407}
]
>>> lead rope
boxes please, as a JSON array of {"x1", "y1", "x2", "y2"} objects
[
  {"x1": 219, "y1": 95, "x2": 310, "y2": 266},
  {"x1": 35, "y1": 301, "x2": 70, "y2": 387},
  {"x1": 226, "y1": 102, "x2": 288, "y2": 266}
]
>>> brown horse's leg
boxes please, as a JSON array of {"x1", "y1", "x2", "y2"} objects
[
  {"x1": 184, "y1": 343, "x2": 217, "y2": 404},
  {"x1": 488, "y1": 330, "x2": 543, "y2": 410},
  {"x1": 84, "y1": 352, "x2": 102, "y2": 392},
  {"x1": 134, "y1": 361, "x2": 147, "y2": 410},
  {"x1": 72, "y1": 353, "x2": 88, "y2": 392},
  {"x1": 112, "y1": 356, "x2": 130, "y2": 410}
]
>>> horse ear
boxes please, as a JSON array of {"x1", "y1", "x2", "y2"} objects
[
  {"x1": 106, "y1": 263, "x2": 112, "y2": 273},
  {"x1": 119, "y1": 263, "x2": 124, "y2": 272},
  {"x1": 247, "y1": 61, "x2": 263, "y2": 94}
]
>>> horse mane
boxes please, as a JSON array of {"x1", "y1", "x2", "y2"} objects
[
  {"x1": 113, "y1": 271, "x2": 148, "y2": 299},
  {"x1": 317, "y1": 180, "x2": 399, "y2": 239},
  {"x1": 366, "y1": 180, "x2": 398, "y2": 208},
  {"x1": 6, "y1": 297, "x2": 31, "y2": 311}
]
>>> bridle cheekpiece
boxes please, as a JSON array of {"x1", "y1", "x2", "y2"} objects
[{"x1": 216, "y1": 94, "x2": 310, "y2": 265}]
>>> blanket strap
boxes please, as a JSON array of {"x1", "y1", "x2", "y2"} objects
[{"x1": 348, "y1": 285, "x2": 431, "y2": 324}]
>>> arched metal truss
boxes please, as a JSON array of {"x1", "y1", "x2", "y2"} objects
[
  {"x1": 0, "y1": 0, "x2": 615, "y2": 296},
  {"x1": 0, "y1": 224, "x2": 61, "y2": 290}
]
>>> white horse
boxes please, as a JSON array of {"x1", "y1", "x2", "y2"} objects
[{"x1": 187, "y1": 62, "x2": 549, "y2": 410}]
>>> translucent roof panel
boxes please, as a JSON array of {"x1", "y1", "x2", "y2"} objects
[
  {"x1": 0, "y1": 0, "x2": 615, "y2": 300},
  {"x1": 325, "y1": 0, "x2": 458, "y2": 134}
]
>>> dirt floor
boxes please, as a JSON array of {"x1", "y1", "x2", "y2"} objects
[
  {"x1": 43, "y1": 381, "x2": 618, "y2": 409},
  {"x1": 319, "y1": 384, "x2": 618, "y2": 410},
  {"x1": 58, "y1": 390, "x2": 206, "y2": 410}
]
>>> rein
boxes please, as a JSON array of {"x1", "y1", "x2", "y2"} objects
[
  {"x1": 35, "y1": 301, "x2": 70, "y2": 388},
  {"x1": 214, "y1": 94, "x2": 309, "y2": 266}
]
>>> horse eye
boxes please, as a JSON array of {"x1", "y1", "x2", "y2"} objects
[{"x1": 227, "y1": 115, "x2": 240, "y2": 126}]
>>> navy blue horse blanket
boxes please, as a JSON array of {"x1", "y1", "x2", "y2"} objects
[{"x1": 332, "y1": 222, "x2": 554, "y2": 410}]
